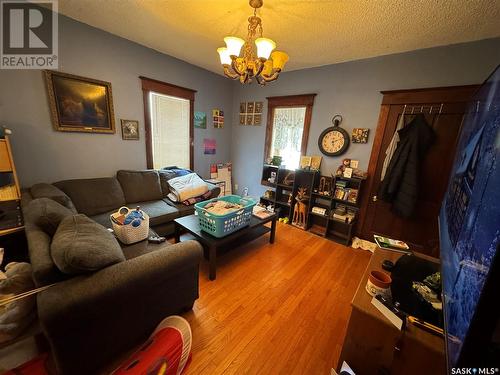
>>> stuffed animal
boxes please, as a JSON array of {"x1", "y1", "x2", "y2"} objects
[
  {"x1": 336, "y1": 158, "x2": 351, "y2": 176},
  {"x1": 0, "y1": 260, "x2": 36, "y2": 343}
]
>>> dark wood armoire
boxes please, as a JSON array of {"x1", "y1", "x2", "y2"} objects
[{"x1": 358, "y1": 85, "x2": 479, "y2": 256}]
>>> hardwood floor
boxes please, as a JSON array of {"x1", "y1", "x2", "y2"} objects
[{"x1": 182, "y1": 222, "x2": 371, "y2": 375}]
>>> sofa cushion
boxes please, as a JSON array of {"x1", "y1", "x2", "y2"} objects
[
  {"x1": 27, "y1": 198, "x2": 74, "y2": 236},
  {"x1": 163, "y1": 199, "x2": 195, "y2": 217},
  {"x1": 30, "y1": 183, "x2": 77, "y2": 212},
  {"x1": 54, "y1": 178, "x2": 126, "y2": 217},
  {"x1": 51, "y1": 214, "x2": 125, "y2": 275},
  {"x1": 117, "y1": 170, "x2": 163, "y2": 203},
  {"x1": 89, "y1": 211, "x2": 114, "y2": 229},
  {"x1": 127, "y1": 201, "x2": 180, "y2": 227},
  {"x1": 90, "y1": 200, "x2": 180, "y2": 229}
]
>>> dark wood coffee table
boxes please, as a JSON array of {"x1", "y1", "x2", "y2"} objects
[{"x1": 174, "y1": 213, "x2": 277, "y2": 280}]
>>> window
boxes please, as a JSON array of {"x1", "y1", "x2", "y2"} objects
[
  {"x1": 264, "y1": 94, "x2": 316, "y2": 169},
  {"x1": 149, "y1": 93, "x2": 190, "y2": 169},
  {"x1": 140, "y1": 77, "x2": 196, "y2": 169}
]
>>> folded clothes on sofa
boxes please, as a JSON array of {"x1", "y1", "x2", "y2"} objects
[{"x1": 167, "y1": 173, "x2": 209, "y2": 202}]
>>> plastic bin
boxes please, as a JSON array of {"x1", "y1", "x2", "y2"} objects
[{"x1": 194, "y1": 195, "x2": 257, "y2": 238}]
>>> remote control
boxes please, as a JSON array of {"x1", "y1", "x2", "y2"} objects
[{"x1": 148, "y1": 236, "x2": 166, "y2": 244}]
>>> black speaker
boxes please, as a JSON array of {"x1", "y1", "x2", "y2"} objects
[{"x1": 0, "y1": 200, "x2": 23, "y2": 230}]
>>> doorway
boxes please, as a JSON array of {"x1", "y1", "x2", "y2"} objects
[{"x1": 358, "y1": 85, "x2": 479, "y2": 256}]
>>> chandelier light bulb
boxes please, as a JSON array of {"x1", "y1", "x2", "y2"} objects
[
  {"x1": 224, "y1": 36, "x2": 245, "y2": 57},
  {"x1": 255, "y1": 37, "x2": 276, "y2": 60},
  {"x1": 270, "y1": 51, "x2": 289, "y2": 70},
  {"x1": 217, "y1": 47, "x2": 232, "y2": 65}
]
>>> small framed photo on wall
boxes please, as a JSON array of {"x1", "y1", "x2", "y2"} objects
[
  {"x1": 121, "y1": 119, "x2": 139, "y2": 140},
  {"x1": 246, "y1": 114, "x2": 253, "y2": 125},
  {"x1": 255, "y1": 101, "x2": 263, "y2": 113},
  {"x1": 247, "y1": 102, "x2": 255, "y2": 113},
  {"x1": 352, "y1": 128, "x2": 370, "y2": 143}
]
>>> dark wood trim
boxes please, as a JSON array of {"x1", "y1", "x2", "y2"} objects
[
  {"x1": 139, "y1": 76, "x2": 196, "y2": 100},
  {"x1": 140, "y1": 76, "x2": 195, "y2": 170},
  {"x1": 380, "y1": 85, "x2": 478, "y2": 105},
  {"x1": 302, "y1": 104, "x2": 314, "y2": 156},
  {"x1": 142, "y1": 90, "x2": 153, "y2": 169},
  {"x1": 266, "y1": 93, "x2": 316, "y2": 107},
  {"x1": 357, "y1": 104, "x2": 389, "y2": 235},
  {"x1": 189, "y1": 99, "x2": 194, "y2": 171},
  {"x1": 264, "y1": 94, "x2": 317, "y2": 162}
]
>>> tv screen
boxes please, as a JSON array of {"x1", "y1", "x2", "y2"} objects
[{"x1": 439, "y1": 65, "x2": 500, "y2": 369}]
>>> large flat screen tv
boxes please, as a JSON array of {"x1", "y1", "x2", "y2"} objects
[{"x1": 439, "y1": 65, "x2": 500, "y2": 370}]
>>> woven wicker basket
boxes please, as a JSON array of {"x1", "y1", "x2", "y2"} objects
[{"x1": 110, "y1": 207, "x2": 149, "y2": 245}]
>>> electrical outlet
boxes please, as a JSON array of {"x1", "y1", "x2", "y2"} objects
[{"x1": 234, "y1": 184, "x2": 239, "y2": 190}]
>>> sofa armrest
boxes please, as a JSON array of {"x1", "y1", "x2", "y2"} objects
[
  {"x1": 37, "y1": 240, "x2": 202, "y2": 375},
  {"x1": 206, "y1": 182, "x2": 221, "y2": 198}
]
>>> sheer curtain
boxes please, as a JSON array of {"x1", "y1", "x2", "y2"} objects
[
  {"x1": 270, "y1": 107, "x2": 307, "y2": 169},
  {"x1": 150, "y1": 92, "x2": 190, "y2": 169}
]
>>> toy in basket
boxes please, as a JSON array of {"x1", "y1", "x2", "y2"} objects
[
  {"x1": 110, "y1": 206, "x2": 149, "y2": 244},
  {"x1": 194, "y1": 195, "x2": 256, "y2": 238}
]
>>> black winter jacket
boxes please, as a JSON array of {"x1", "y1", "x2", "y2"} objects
[{"x1": 379, "y1": 114, "x2": 435, "y2": 218}]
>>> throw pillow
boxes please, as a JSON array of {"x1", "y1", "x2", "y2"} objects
[
  {"x1": 116, "y1": 170, "x2": 163, "y2": 203},
  {"x1": 30, "y1": 183, "x2": 76, "y2": 212},
  {"x1": 26, "y1": 198, "x2": 74, "y2": 236},
  {"x1": 51, "y1": 214, "x2": 125, "y2": 275}
]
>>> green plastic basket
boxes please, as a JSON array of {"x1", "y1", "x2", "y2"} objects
[{"x1": 194, "y1": 195, "x2": 257, "y2": 238}]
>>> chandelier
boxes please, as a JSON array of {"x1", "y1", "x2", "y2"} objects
[{"x1": 216, "y1": 0, "x2": 289, "y2": 85}]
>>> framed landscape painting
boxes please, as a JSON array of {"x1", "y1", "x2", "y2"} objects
[{"x1": 44, "y1": 70, "x2": 115, "y2": 133}]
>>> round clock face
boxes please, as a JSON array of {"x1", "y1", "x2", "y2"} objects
[{"x1": 318, "y1": 126, "x2": 349, "y2": 156}]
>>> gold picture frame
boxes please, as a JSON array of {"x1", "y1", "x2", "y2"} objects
[
  {"x1": 44, "y1": 70, "x2": 116, "y2": 134},
  {"x1": 299, "y1": 156, "x2": 312, "y2": 169}
]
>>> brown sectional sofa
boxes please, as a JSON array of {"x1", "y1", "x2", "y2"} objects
[{"x1": 21, "y1": 169, "x2": 219, "y2": 374}]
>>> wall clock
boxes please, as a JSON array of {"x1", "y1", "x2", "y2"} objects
[{"x1": 318, "y1": 115, "x2": 350, "y2": 156}]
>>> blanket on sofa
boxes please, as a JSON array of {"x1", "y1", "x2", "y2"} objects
[{"x1": 167, "y1": 173, "x2": 208, "y2": 203}]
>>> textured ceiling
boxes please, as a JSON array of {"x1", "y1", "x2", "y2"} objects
[{"x1": 56, "y1": 0, "x2": 500, "y2": 74}]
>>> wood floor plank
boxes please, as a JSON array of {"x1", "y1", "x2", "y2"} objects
[{"x1": 182, "y1": 223, "x2": 370, "y2": 375}]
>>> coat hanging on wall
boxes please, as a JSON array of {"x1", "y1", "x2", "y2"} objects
[{"x1": 379, "y1": 113, "x2": 436, "y2": 218}]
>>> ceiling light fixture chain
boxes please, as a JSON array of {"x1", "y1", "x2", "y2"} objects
[{"x1": 216, "y1": 0, "x2": 289, "y2": 85}]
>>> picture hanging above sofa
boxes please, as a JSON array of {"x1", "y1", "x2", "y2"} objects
[{"x1": 44, "y1": 70, "x2": 116, "y2": 134}]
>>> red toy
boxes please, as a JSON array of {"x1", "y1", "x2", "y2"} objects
[
  {"x1": 3, "y1": 353, "x2": 50, "y2": 375},
  {"x1": 112, "y1": 316, "x2": 192, "y2": 375}
]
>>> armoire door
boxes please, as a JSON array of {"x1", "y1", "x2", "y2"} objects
[{"x1": 359, "y1": 85, "x2": 479, "y2": 256}]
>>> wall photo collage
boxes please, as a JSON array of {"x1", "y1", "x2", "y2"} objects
[{"x1": 239, "y1": 101, "x2": 263, "y2": 126}]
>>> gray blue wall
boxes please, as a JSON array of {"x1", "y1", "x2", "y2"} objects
[
  {"x1": 230, "y1": 38, "x2": 500, "y2": 197},
  {"x1": 1, "y1": 13, "x2": 499, "y2": 194},
  {"x1": 0, "y1": 15, "x2": 234, "y2": 187}
]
